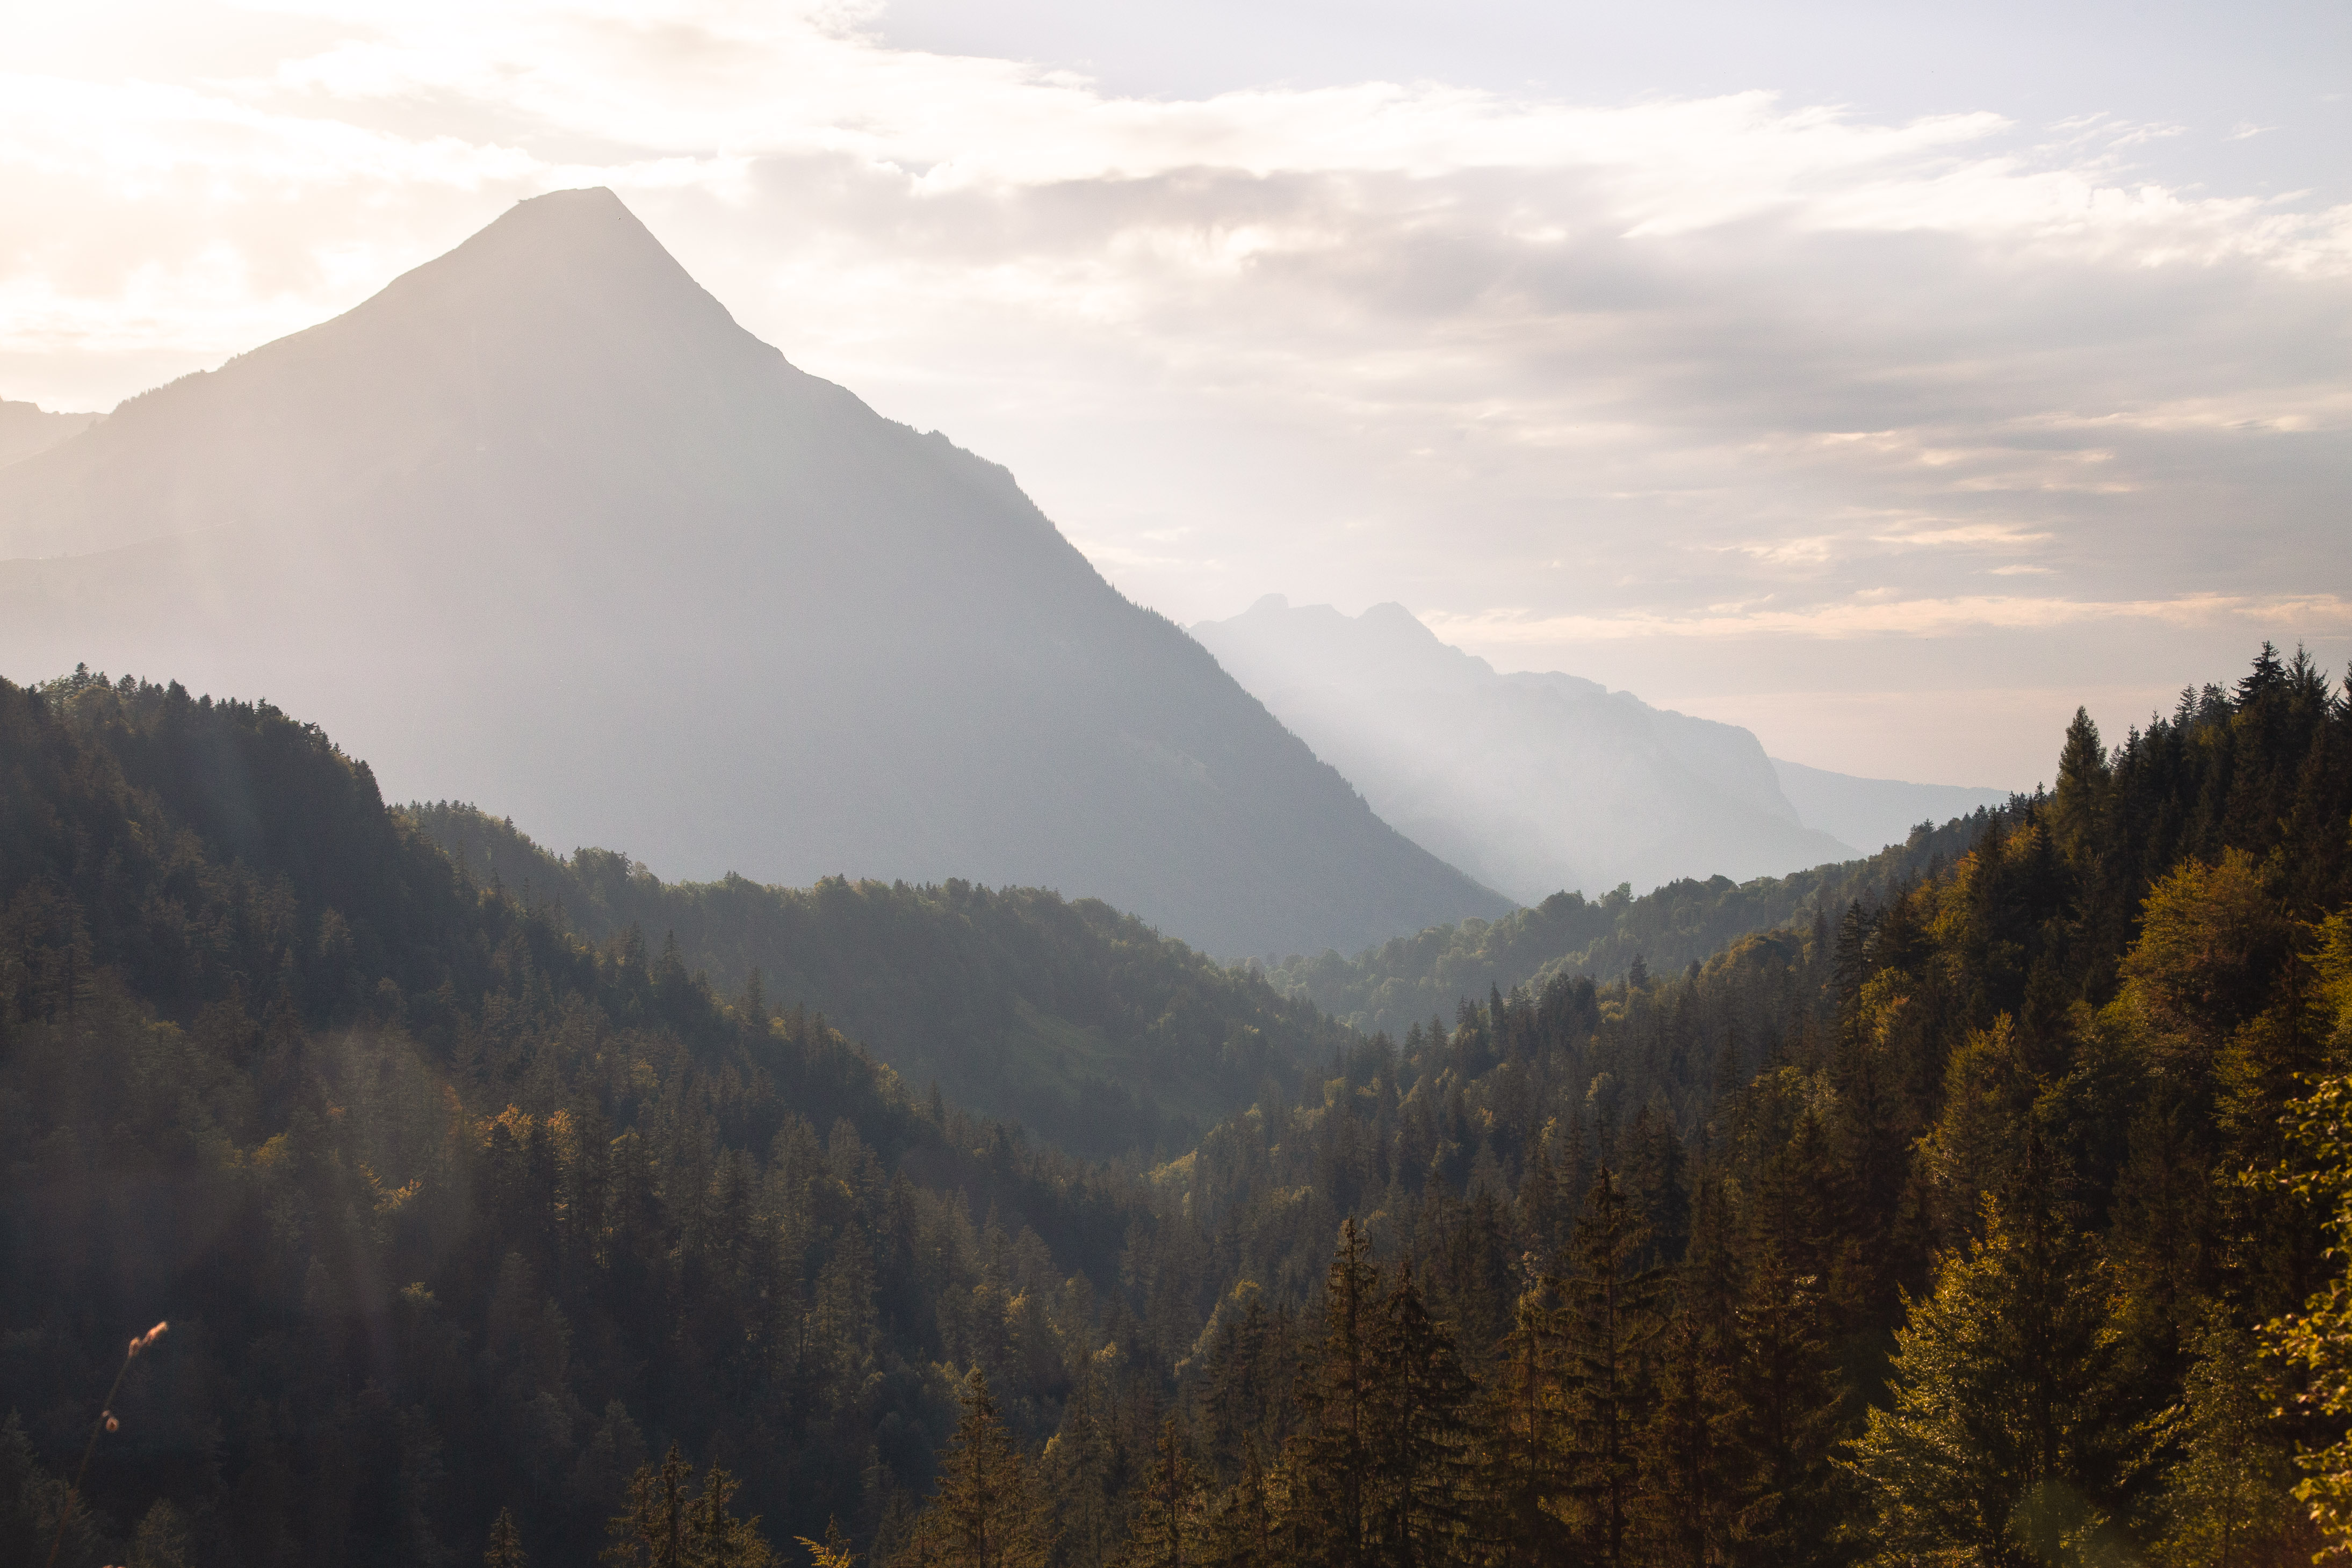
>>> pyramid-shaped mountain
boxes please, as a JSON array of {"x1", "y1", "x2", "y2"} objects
[{"x1": 0, "y1": 189, "x2": 1507, "y2": 957}]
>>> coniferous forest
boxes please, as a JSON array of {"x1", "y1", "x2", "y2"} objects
[{"x1": 4, "y1": 645, "x2": 2352, "y2": 1567}]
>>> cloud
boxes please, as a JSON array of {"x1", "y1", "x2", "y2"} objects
[
  {"x1": 1869, "y1": 523, "x2": 2054, "y2": 549},
  {"x1": 1424, "y1": 592, "x2": 2352, "y2": 642}
]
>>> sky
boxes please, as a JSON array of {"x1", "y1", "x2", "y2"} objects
[{"x1": 3, "y1": 0, "x2": 2347, "y2": 789}]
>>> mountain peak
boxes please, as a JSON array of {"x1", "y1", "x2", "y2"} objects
[
  {"x1": 0, "y1": 196, "x2": 1509, "y2": 958},
  {"x1": 355, "y1": 185, "x2": 744, "y2": 349},
  {"x1": 1196, "y1": 596, "x2": 1493, "y2": 691},
  {"x1": 0, "y1": 187, "x2": 795, "y2": 560},
  {"x1": 413, "y1": 186, "x2": 672, "y2": 281},
  {"x1": 511, "y1": 184, "x2": 632, "y2": 221}
]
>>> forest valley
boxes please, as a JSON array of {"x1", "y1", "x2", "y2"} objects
[{"x1": 2, "y1": 645, "x2": 2350, "y2": 1567}]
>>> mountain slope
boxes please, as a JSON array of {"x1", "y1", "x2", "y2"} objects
[
  {"x1": 0, "y1": 189, "x2": 1506, "y2": 959},
  {"x1": 408, "y1": 801, "x2": 1356, "y2": 1159},
  {"x1": 0, "y1": 399, "x2": 98, "y2": 469},
  {"x1": 1769, "y1": 755, "x2": 2010, "y2": 855},
  {"x1": 1264, "y1": 805, "x2": 2006, "y2": 1036},
  {"x1": 1191, "y1": 595, "x2": 1858, "y2": 901},
  {"x1": 0, "y1": 667, "x2": 1168, "y2": 1565}
]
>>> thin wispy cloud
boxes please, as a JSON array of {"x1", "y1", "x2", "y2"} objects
[{"x1": 1426, "y1": 591, "x2": 2352, "y2": 642}]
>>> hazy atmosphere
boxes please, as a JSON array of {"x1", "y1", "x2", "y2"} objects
[
  {"x1": 7, "y1": 9, "x2": 2352, "y2": 1568},
  {"x1": 8, "y1": 0, "x2": 2347, "y2": 785}
]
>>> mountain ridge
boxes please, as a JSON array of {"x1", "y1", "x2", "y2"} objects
[
  {"x1": 0, "y1": 189, "x2": 1509, "y2": 959},
  {"x1": 1192, "y1": 595, "x2": 2015, "y2": 901},
  {"x1": 1191, "y1": 594, "x2": 1857, "y2": 901},
  {"x1": 0, "y1": 398, "x2": 99, "y2": 473},
  {"x1": 1768, "y1": 753, "x2": 2010, "y2": 857}
]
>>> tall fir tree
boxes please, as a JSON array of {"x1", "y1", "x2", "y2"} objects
[
  {"x1": 2149, "y1": 1310, "x2": 2315, "y2": 1566},
  {"x1": 1119, "y1": 1417, "x2": 1205, "y2": 1568},
  {"x1": 1200, "y1": 1441, "x2": 1277, "y2": 1568},
  {"x1": 1646, "y1": 1179, "x2": 1743, "y2": 1568},
  {"x1": 1365, "y1": 1262, "x2": 1476, "y2": 1567},
  {"x1": 1728, "y1": 1232, "x2": 1846, "y2": 1566},
  {"x1": 893, "y1": 1371, "x2": 1054, "y2": 1568},
  {"x1": 1287, "y1": 1220, "x2": 1382, "y2": 1568},
  {"x1": 1554, "y1": 1167, "x2": 1659, "y2": 1568},
  {"x1": 1845, "y1": 1185, "x2": 2130, "y2": 1566},
  {"x1": 486, "y1": 1507, "x2": 528, "y2": 1568},
  {"x1": 603, "y1": 1449, "x2": 775, "y2": 1568},
  {"x1": 1471, "y1": 1290, "x2": 1574, "y2": 1568}
]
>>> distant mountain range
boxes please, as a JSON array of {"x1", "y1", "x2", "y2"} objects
[
  {"x1": 1769, "y1": 756, "x2": 2014, "y2": 864},
  {"x1": 1191, "y1": 596, "x2": 2007, "y2": 904},
  {"x1": 0, "y1": 187, "x2": 1506, "y2": 960},
  {"x1": 0, "y1": 398, "x2": 98, "y2": 468}
]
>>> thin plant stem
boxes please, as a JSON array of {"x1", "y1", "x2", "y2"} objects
[{"x1": 46, "y1": 1322, "x2": 165, "y2": 1568}]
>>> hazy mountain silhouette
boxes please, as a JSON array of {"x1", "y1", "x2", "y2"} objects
[
  {"x1": 1768, "y1": 757, "x2": 2008, "y2": 858},
  {"x1": 1193, "y1": 595, "x2": 1893, "y2": 901},
  {"x1": 0, "y1": 399, "x2": 99, "y2": 470},
  {"x1": 0, "y1": 188, "x2": 1507, "y2": 958}
]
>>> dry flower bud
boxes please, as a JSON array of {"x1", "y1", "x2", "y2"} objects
[{"x1": 104, "y1": 1414, "x2": 118, "y2": 1433}]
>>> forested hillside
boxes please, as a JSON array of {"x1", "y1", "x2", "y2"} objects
[
  {"x1": 0, "y1": 669, "x2": 1170, "y2": 1565},
  {"x1": 1264, "y1": 803, "x2": 2007, "y2": 1037},
  {"x1": 1037, "y1": 644, "x2": 2349, "y2": 1566},
  {"x1": 6, "y1": 646, "x2": 2351, "y2": 1568},
  {"x1": 406, "y1": 805, "x2": 1352, "y2": 1160}
]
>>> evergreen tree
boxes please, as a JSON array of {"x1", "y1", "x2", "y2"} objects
[
  {"x1": 1728, "y1": 1232, "x2": 1845, "y2": 1566},
  {"x1": 1845, "y1": 1188, "x2": 2129, "y2": 1566},
  {"x1": 796, "y1": 1518, "x2": 858, "y2": 1568},
  {"x1": 1120, "y1": 1417, "x2": 1204, "y2": 1568},
  {"x1": 1647, "y1": 1181, "x2": 1742, "y2": 1568},
  {"x1": 2149, "y1": 1310, "x2": 2314, "y2": 1566},
  {"x1": 1287, "y1": 1220, "x2": 1382, "y2": 1568},
  {"x1": 1365, "y1": 1263, "x2": 1476, "y2": 1567},
  {"x1": 129, "y1": 1500, "x2": 196, "y2": 1568},
  {"x1": 1200, "y1": 1288, "x2": 1298, "y2": 1480},
  {"x1": 1625, "y1": 1102, "x2": 1691, "y2": 1270},
  {"x1": 1472, "y1": 1293, "x2": 1573, "y2": 1568},
  {"x1": 895, "y1": 1370, "x2": 1053, "y2": 1568},
  {"x1": 604, "y1": 1448, "x2": 776, "y2": 1568},
  {"x1": 1554, "y1": 1167, "x2": 1658, "y2": 1568},
  {"x1": 1436, "y1": 1187, "x2": 1519, "y2": 1364},
  {"x1": 2048, "y1": 707, "x2": 2111, "y2": 869},
  {"x1": 604, "y1": 1449, "x2": 693, "y2": 1568},
  {"x1": 1199, "y1": 1441, "x2": 1277, "y2": 1568},
  {"x1": 487, "y1": 1506, "x2": 528, "y2": 1568}
]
